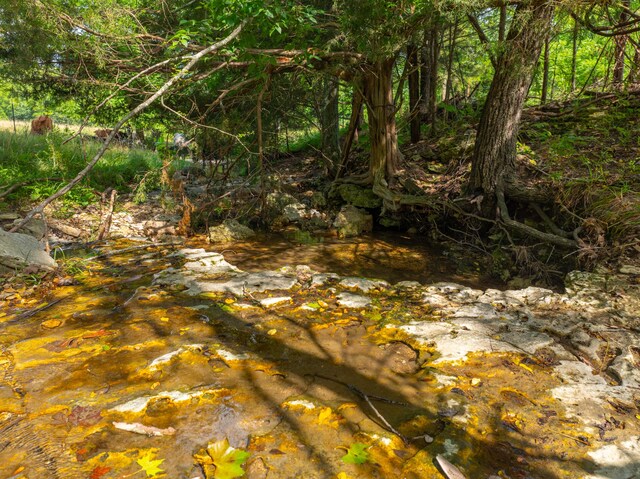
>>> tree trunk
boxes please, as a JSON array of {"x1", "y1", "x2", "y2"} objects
[
  {"x1": 319, "y1": 76, "x2": 341, "y2": 175},
  {"x1": 571, "y1": 18, "x2": 578, "y2": 91},
  {"x1": 499, "y1": 4, "x2": 507, "y2": 43},
  {"x1": 407, "y1": 44, "x2": 421, "y2": 143},
  {"x1": 541, "y1": 33, "x2": 550, "y2": 103},
  {"x1": 363, "y1": 59, "x2": 402, "y2": 183},
  {"x1": 469, "y1": 0, "x2": 554, "y2": 206},
  {"x1": 445, "y1": 20, "x2": 458, "y2": 105},
  {"x1": 336, "y1": 87, "x2": 363, "y2": 179},
  {"x1": 613, "y1": 2, "x2": 630, "y2": 84},
  {"x1": 426, "y1": 26, "x2": 440, "y2": 135}
]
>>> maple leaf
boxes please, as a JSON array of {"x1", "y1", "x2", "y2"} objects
[
  {"x1": 137, "y1": 451, "x2": 165, "y2": 477},
  {"x1": 194, "y1": 438, "x2": 249, "y2": 479},
  {"x1": 341, "y1": 443, "x2": 370, "y2": 465},
  {"x1": 89, "y1": 465, "x2": 111, "y2": 479}
]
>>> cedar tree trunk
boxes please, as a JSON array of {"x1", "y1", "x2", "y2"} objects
[
  {"x1": 407, "y1": 44, "x2": 421, "y2": 144},
  {"x1": 320, "y1": 76, "x2": 341, "y2": 174},
  {"x1": 363, "y1": 58, "x2": 402, "y2": 183},
  {"x1": 469, "y1": 0, "x2": 554, "y2": 206}
]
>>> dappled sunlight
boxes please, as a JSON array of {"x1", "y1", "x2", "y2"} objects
[
  {"x1": 188, "y1": 231, "x2": 497, "y2": 289},
  {"x1": 0, "y1": 241, "x2": 636, "y2": 478}
]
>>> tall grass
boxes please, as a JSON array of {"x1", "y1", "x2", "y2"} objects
[{"x1": 0, "y1": 130, "x2": 161, "y2": 200}]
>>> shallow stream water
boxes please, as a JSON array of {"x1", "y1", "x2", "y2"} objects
[{"x1": 0, "y1": 238, "x2": 622, "y2": 478}]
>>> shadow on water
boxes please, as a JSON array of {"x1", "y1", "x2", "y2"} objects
[
  {"x1": 188, "y1": 231, "x2": 503, "y2": 290},
  {"x1": 0, "y1": 242, "x2": 633, "y2": 478}
]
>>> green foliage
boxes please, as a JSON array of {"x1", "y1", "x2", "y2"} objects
[
  {"x1": 0, "y1": 130, "x2": 161, "y2": 207},
  {"x1": 341, "y1": 442, "x2": 371, "y2": 465}
]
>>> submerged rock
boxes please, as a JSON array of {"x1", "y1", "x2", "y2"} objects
[
  {"x1": 332, "y1": 205, "x2": 373, "y2": 238},
  {"x1": 208, "y1": 219, "x2": 255, "y2": 243},
  {"x1": 154, "y1": 248, "x2": 298, "y2": 296},
  {"x1": 0, "y1": 227, "x2": 57, "y2": 273}
]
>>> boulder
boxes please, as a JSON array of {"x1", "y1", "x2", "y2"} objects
[
  {"x1": 282, "y1": 203, "x2": 307, "y2": 223},
  {"x1": 208, "y1": 219, "x2": 255, "y2": 243},
  {"x1": 0, "y1": 228, "x2": 57, "y2": 273},
  {"x1": 336, "y1": 184, "x2": 382, "y2": 209},
  {"x1": 332, "y1": 205, "x2": 373, "y2": 238},
  {"x1": 12, "y1": 217, "x2": 47, "y2": 240}
]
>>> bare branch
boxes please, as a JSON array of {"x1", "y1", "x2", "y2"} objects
[{"x1": 11, "y1": 21, "x2": 247, "y2": 234}]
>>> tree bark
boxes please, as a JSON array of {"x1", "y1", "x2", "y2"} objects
[
  {"x1": 319, "y1": 76, "x2": 341, "y2": 174},
  {"x1": 469, "y1": 0, "x2": 554, "y2": 207},
  {"x1": 407, "y1": 44, "x2": 421, "y2": 143},
  {"x1": 499, "y1": 3, "x2": 507, "y2": 43},
  {"x1": 541, "y1": 33, "x2": 550, "y2": 103},
  {"x1": 420, "y1": 25, "x2": 440, "y2": 134},
  {"x1": 571, "y1": 18, "x2": 578, "y2": 92},
  {"x1": 336, "y1": 87, "x2": 363, "y2": 179},
  {"x1": 613, "y1": 0, "x2": 630, "y2": 84},
  {"x1": 362, "y1": 59, "x2": 402, "y2": 183}
]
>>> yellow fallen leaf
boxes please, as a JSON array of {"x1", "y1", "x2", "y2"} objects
[
  {"x1": 267, "y1": 329, "x2": 277, "y2": 336},
  {"x1": 41, "y1": 319, "x2": 62, "y2": 329},
  {"x1": 160, "y1": 317, "x2": 170, "y2": 322},
  {"x1": 137, "y1": 450, "x2": 164, "y2": 477},
  {"x1": 517, "y1": 361, "x2": 534, "y2": 374},
  {"x1": 318, "y1": 407, "x2": 333, "y2": 425},
  {"x1": 224, "y1": 298, "x2": 235, "y2": 304}
]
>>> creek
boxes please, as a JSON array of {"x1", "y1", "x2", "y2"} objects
[{"x1": 1, "y1": 237, "x2": 639, "y2": 479}]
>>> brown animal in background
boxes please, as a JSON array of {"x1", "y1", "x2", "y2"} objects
[
  {"x1": 30, "y1": 115, "x2": 53, "y2": 135},
  {"x1": 94, "y1": 129, "x2": 112, "y2": 141}
]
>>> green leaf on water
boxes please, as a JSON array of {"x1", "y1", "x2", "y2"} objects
[
  {"x1": 341, "y1": 443, "x2": 370, "y2": 464},
  {"x1": 194, "y1": 438, "x2": 250, "y2": 479}
]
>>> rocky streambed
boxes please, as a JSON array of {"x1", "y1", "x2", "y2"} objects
[{"x1": 1, "y1": 240, "x2": 640, "y2": 479}]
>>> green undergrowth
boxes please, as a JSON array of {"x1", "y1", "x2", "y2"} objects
[
  {"x1": 520, "y1": 94, "x2": 640, "y2": 246},
  {"x1": 0, "y1": 130, "x2": 162, "y2": 207}
]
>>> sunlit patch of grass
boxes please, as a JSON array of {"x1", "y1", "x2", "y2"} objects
[{"x1": 0, "y1": 129, "x2": 161, "y2": 207}]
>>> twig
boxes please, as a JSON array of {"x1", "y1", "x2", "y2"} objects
[
  {"x1": 11, "y1": 298, "x2": 64, "y2": 321},
  {"x1": 312, "y1": 374, "x2": 409, "y2": 442}
]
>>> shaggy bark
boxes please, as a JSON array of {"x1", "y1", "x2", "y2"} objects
[
  {"x1": 407, "y1": 44, "x2": 421, "y2": 144},
  {"x1": 362, "y1": 59, "x2": 402, "y2": 184},
  {"x1": 469, "y1": 0, "x2": 554, "y2": 207},
  {"x1": 320, "y1": 76, "x2": 341, "y2": 173}
]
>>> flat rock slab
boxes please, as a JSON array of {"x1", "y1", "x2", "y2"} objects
[
  {"x1": 154, "y1": 248, "x2": 298, "y2": 296},
  {"x1": 337, "y1": 292, "x2": 371, "y2": 308},
  {"x1": 259, "y1": 296, "x2": 292, "y2": 308},
  {"x1": 586, "y1": 438, "x2": 640, "y2": 479},
  {"x1": 339, "y1": 277, "x2": 389, "y2": 293}
]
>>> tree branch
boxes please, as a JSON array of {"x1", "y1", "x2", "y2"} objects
[{"x1": 10, "y1": 21, "x2": 246, "y2": 234}]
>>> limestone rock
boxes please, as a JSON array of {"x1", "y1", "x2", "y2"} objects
[
  {"x1": 0, "y1": 227, "x2": 57, "y2": 273},
  {"x1": 12, "y1": 217, "x2": 47, "y2": 240},
  {"x1": 208, "y1": 219, "x2": 255, "y2": 243},
  {"x1": 339, "y1": 277, "x2": 389, "y2": 293},
  {"x1": 260, "y1": 296, "x2": 292, "y2": 308},
  {"x1": 333, "y1": 205, "x2": 373, "y2": 238},
  {"x1": 143, "y1": 220, "x2": 177, "y2": 237},
  {"x1": 336, "y1": 292, "x2": 371, "y2": 308}
]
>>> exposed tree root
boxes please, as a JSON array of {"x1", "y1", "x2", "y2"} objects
[{"x1": 497, "y1": 191, "x2": 577, "y2": 249}]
